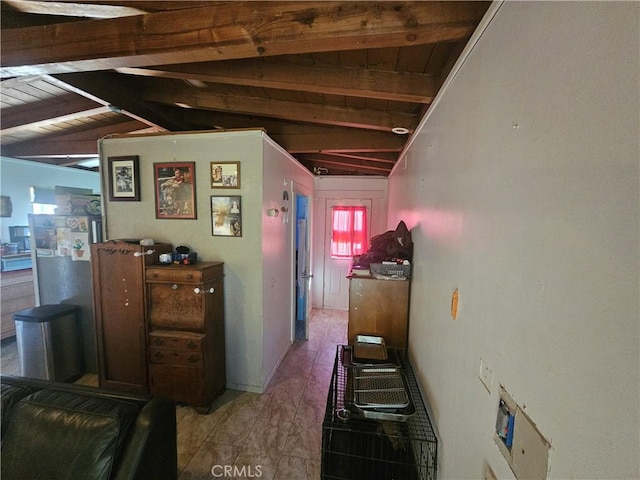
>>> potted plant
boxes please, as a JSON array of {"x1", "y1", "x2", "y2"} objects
[{"x1": 73, "y1": 238, "x2": 85, "y2": 258}]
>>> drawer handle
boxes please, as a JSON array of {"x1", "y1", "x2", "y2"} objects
[
  {"x1": 187, "y1": 341, "x2": 197, "y2": 349},
  {"x1": 153, "y1": 351, "x2": 164, "y2": 360},
  {"x1": 186, "y1": 274, "x2": 193, "y2": 279},
  {"x1": 188, "y1": 355, "x2": 199, "y2": 363},
  {"x1": 152, "y1": 337, "x2": 164, "y2": 346},
  {"x1": 193, "y1": 287, "x2": 214, "y2": 294},
  {"x1": 134, "y1": 249, "x2": 155, "y2": 257},
  {"x1": 172, "y1": 284, "x2": 178, "y2": 290}
]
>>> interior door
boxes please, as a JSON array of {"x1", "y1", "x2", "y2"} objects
[
  {"x1": 293, "y1": 183, "x2": 312, "y2": 341},
  {"x1": 322, "y1": 199, "x2": 372, "y2": 309}
]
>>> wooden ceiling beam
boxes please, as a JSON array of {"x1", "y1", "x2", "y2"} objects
[
  {"x1": 117, "y1": 60, "x2": 438, "y2": 104},
  {"x1": 49, "y1": 72, "x2": 188, "y2": 131},
  {"x1": 2, "y1": 138, "x2": 99, "y2": 157},
  {"x1": 0, "y1": 95, "x2": 103, "y2": 131},
  {"x1": 276, "y1": 130, "x2": 404, "y2": 153},
  {"x1": 167, "y1": 109, "x2": 407, "y2": 151},
  {"x1": 1, "y1": 105, "x2": 112, "y2": 135},
  {"x1": 1, "y1": 2, "x2": 487, "y2": 76},
  {"x1": 326, "y1": 152, "x2": 397, "y2": 165},
  {"x1": 297, "y1": 153, "x2": 394, "y2": 172},
  {"x1": 146, "y1": 85, "x2": 418, "y2": 132},
  {"x1": 48, "y1": 119, "x2": 152, "y2": 141},
  {"x1": 298, "y1": 156, "x2": 391, "y2": 175},
  {"x1": 40, "y1": 73, "x2": 170, "y2": 131}
]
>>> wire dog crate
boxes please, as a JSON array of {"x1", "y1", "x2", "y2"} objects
[{"x1": 321, "y1": 346, "x2": 437, "y2": 480}]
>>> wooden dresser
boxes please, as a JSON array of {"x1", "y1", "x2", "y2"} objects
[
  {"x1": 0, "y1": 269, "x2": 36, "y2": 339},
  {"x1": 91, "y1": 241, "x2": 172, "y2": 393},
  {"x1": 146, "y1": 262, "x2": 225, "y2": 413},
  {"x1": 347, "y1": 275, "x2": 411, "y2": 351}
]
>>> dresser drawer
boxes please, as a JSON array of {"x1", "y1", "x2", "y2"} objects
[
  {"x1": 146, "y1": 262, "x2": 224, "y2": 284},
  {"x1": 149, "y1": 347, "x2": 202, "y2": 366},
  {"x1": 146, "y1": 268, "x2": 203, "y2": 284},
  {"x1": 149, "y1": 331, "x2": 203, "y2": 350}
]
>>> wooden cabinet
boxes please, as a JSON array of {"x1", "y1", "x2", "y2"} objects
[
  {"x1": 347, "y1": 276, "x2": 410, "y2": 351},
  {"x1": 0, "y1": 269, "x2": 36, "y2": 339},
  {"x1": 146, "y1": 262, "x2": 225, "y2": 412},
  {"x1": 91, "y1": 240, "x2": 172, "y2": 393}
]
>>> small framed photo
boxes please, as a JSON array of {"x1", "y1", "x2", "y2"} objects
[
  {"x1": 211, "y1": 196, "x2": 242, "y2": 237},
  {"x1": 108, "y1": 156, "x2": 140, "y2": 201},
  {"x1": 154, "y1": 162, "x2": 197, "y2": 219},
  {"x1": 211, "y1": 161, "x2": 240, "y2": 188}
]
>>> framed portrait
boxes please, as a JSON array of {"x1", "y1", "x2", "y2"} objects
[
  {"x1": 210, "y1": 162, "x2": 240, "y2": 188},
  {"x1": 154, "y1": 162, "x2": 197, "y2": 219},
  {"x1": 211, "y1": 196, "x2": 242, "y2": 237},
  {"x1": 108, "y1": 156, "x2": 140, "y2": 201}
]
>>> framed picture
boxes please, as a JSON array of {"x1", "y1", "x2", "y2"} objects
[
  {"x1": 108, "y1": 156, "x2": 140, "y2": 201},
  {"x1": 211, "y1": 196, "x2": 242, "y2": 237},
  {"x1": 211, "y1": 162, "x2": 240, "y2": 188},
  {"x1": 154, "y1": 162, "x2": 197, "y2": 219}
]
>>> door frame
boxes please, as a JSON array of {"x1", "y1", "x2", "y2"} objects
[{"x1": 290, "y1": 180, "x2": 313, "y2": 341}]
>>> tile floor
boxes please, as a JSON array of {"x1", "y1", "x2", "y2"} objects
[{"x1": 0, "y1": 308, "x2": 348, "y2": 480}]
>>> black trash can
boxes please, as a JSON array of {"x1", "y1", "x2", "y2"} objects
[{"x1": 13, "y1": 304, "x2": 83, "y2": 382}]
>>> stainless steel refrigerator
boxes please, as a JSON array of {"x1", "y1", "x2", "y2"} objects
[{"x1": 29, "y1": 214, "x2": 102, "y2": 373}]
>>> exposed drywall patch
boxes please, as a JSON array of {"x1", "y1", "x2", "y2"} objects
[
  {"x1": 485, "y1": 464, "x2": 498, "y2": 480},
  {"x1": 495, "y1": 385, "x2": 551, "y2": 479}
]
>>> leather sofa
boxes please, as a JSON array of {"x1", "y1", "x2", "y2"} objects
[{"x1": 0, "y1": 375, "x2": 177, "y2": 480}]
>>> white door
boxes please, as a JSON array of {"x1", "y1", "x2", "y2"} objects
[{"x1": 322, "y1": 199, "x2": 372, "y2": 309}]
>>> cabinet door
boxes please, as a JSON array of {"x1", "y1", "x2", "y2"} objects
[
  {"x1": 149, "y1": 364, "x2": 205, "y2": 406},
  {"x1": 1, "y1": 270, "x2": 35, "y2": 339},
  {"x1": 91, "y1": 241, "x2": 171, "y2": 393},
  {"x1": 348, "y1": 277, "x2": 410, "y2": 351}
]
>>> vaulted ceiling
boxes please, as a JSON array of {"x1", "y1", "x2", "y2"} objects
[{"x1": 0, "y1": 1, "x2": 490, "y2": 175}]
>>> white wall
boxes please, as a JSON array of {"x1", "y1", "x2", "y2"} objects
[
  {"x1": 387, "y1": 2, "x2": 639, "y2": 479},
  {"x1": 261, "y1": 135, "x2": 315, "y2": 386},
  {"x1": 0, "y1": 157, "x2": 100, "y2": 242},
  {"x1": 101, "y1": 129, "x2": 313, "y2": 392},
  {"x1": 101, "y1": 130, "x2": 269, "y2": 392},
  {"x1": 312, "y1": 176, "x2": 388, "y2": 308}
]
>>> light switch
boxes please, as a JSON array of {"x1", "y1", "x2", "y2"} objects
[{"x1": 479, "y1": 358, "x2": 493, "y2": 393}]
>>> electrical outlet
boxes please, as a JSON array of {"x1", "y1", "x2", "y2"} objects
[{"x1": 479, "y1": 358, "x2": 493, "y2": 393}]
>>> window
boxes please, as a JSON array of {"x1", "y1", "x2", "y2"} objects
[
  {"x1": 32, "y1": 203, "x2": 56, "y2": 214},
  {"x1": 30, "y1": 186, "x2": 56, "y2": 214},
  {"x1": 330, "y1": 206, "x2": 368, "y2": 258}
]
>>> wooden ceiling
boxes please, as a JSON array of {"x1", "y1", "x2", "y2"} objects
[{"x1": 0, "y1": 1, "x2": 490, "y2": 176}]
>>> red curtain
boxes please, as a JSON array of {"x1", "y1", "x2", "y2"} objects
[{"x1": 330, "y1": 206, "x2": 368, "y2": 258}]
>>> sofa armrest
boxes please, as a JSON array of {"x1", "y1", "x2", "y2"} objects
[{"x1": 114, "y1": 395, "x2": 177, "y2": 480}]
